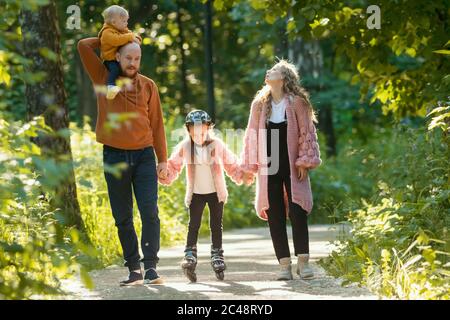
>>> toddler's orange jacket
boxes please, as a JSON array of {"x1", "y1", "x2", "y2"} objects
[{"x1": 98, "y1": 23, "x2": 137, "y2": 61}]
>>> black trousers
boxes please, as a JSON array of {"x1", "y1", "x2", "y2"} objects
[
  {"x1": 266, "y1": 120, "x2": 309, "y2": 261},
  {"x1": 267, "y1": 173, "x2": 309, "y2": 260},
  {"x1": 103, "y1": 145, "x2": 160, "y2": 271},
  {"x1": 186, "y1": 192, "x2": 224, "y2": 249}
]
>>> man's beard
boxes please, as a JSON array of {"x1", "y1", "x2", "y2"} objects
[{"x1": 121, "y1": 67, "x2": 139, "y2": 78}]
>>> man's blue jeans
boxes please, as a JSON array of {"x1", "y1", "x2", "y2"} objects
[{"x1": 103, "y1": 145, "x2": 160, "y2": 271}]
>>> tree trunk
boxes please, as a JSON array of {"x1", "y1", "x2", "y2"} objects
[
  {"x1": 176, "y1": 3, "x2": 189, "y2": 112},
  {"x1": 318, "y1": 106, "x2": 337, "y2": 157},
  {"x1": 75, "y1": 52, "x2": 97, "y2": 128},
  {"x1": 21, "y1": 1, "x2": 83, "y2": 229},
  {"x1": 275, "y1": 19, "x2": 289, "y2": 59},
  {"x1": 204, "y1": 0, "x2": 216, "y2": 122},
  {"x1": 289, "y1": 38, "x2": 337, "y2": 157}
]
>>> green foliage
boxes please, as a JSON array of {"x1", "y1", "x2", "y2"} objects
[
  {"x1": 220, "y1": 178, "x2": 260, "y2": 230},
  {"x1": 319, "y1": 121, "x2": 450, "y2": 299},
  {"x1": 309, "y1": 131, "x2": 375, "y2": 223},
  {"x1": 0, "y1": 116, "x2": 94, "y2": 299},
  {"x1": 0, "y1": 2, "x2": 27, "y2": 120},
  {"x1": 428, "y1": 99, "x2": 450, "y2": 132},
  {"x1": 219, "y1": 0, "x2": 450, "y2": 119}
]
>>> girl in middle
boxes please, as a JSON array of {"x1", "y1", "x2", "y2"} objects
[{"x1": 159, "y1": 110, "x2": 251, "y2": 282}]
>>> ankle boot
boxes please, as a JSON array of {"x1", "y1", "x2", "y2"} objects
[
  {"x1": 276, "y1": 257, "x2": 293, "y2": 280},
  {"x1": 297, "y1": 254, "x2": 314, "y2": 279}
]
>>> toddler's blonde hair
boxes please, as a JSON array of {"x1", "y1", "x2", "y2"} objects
[{"x1": 102, "y1": 5, "x2": 128, "y2": 24}]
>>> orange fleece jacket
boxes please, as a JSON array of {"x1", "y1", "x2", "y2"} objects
[
  {"x1": 98, "y1": 24, "x2": 135, "y2": 61},
  {"x1": 77, "y1": 37, "x2": 167, "y2": 163}
]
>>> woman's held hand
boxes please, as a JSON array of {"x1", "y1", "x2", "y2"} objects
[
  {"x1": 243, "y1": 172, "x2": 255, "y2": 185},
  {"x1": 297, "y1": 166, "x2": 308, "y2": 181}
]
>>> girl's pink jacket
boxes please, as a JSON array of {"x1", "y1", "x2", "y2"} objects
[
  {"x1": 159, "y1": 137, "x2": 244, "y2": 207},
  {"x1": 240, "y1": 94, "x2": 322, "y2": 220}
]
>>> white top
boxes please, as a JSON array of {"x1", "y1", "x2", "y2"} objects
[
  {"x1": 269, "y1": 97, "x2": 287, "y2": 123},
  {"x1": 193, "y1": 145, "x2": 216, "y2": 194}
]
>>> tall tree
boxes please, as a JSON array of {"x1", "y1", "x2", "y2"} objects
[
  {"x1": 204, "y1": 0, "x2": 216, "y2": 121},
  {"x1": 76, "y1": 53, "x2": 97, "y2": 127},
  {"x1": 21, "y1": 0, "x2": 83, "y2": 229},
  {"x1": 289, "y1": 38, "x2": 337, "y2": 156},
  {"x1": 275, "y1": 18, "x2": 289, "y2": 59},
  {"x1": 176, "y1": 2, "x2": 190, "y2": 111}
]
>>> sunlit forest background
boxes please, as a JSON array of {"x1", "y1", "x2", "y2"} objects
[{"x1": 0, "y1": 0, "x2": 448, "y2": 299}]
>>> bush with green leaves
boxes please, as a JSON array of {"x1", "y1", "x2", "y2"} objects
[
  {"x1": 319, "y1": 115, "x2": 449, "y2": 299},
  {"x1": 309, "y1": 128, "x2": 386, "y2": 224},
  {"x1": 0, "y1": 116, "x2": 94, "y2": 299}
]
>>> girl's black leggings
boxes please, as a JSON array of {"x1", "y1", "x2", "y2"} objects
[
  {"x1": 267, "y1": 173, "x2": 310, "y2": 260},
  {"x1": 186, "y1": 192, "x2": 224, "y2": 249}
]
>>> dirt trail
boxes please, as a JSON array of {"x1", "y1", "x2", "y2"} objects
[{"x1": 63, "y1": 225, "x2": 377, "y2": 300}]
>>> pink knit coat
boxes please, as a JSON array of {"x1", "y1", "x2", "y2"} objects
[
  {"x1": 159, "y1": 137, "x2": 244, "y2": 207},
  {"x1": 240, "y1": 94, "x2": 322, "y2": 220}
]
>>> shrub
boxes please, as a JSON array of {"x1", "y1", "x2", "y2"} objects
[
  {"x1": 0, "y1": 116, "x2": 92, "y2": 299},
  {"x1": 319, "y1": 122, "x2": 449, "y2": 299}
]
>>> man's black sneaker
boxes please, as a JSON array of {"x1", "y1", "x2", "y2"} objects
[
  {"x1": 144, "y1": 268, "x2": 164, "y2": 285},
  {"x1": 119, "y1": 271, "x2": 143, "y2": 286}
]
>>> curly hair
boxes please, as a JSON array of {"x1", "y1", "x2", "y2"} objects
[{"x1": 253, "y1": 59, "x2": 318, "y2": 123}]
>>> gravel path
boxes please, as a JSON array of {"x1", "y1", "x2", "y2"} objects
[{"x1": 63, "y1": 225, "x2": 377, "y2": 300}]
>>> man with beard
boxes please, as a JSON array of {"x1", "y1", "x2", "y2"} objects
[{"x1": 77, "y1": 37, "x2": 168, "y2": 286}]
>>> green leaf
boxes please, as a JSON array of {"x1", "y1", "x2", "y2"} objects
[
  {"x1": 403, "y1": 255, "x2": 421, "y2": 269},
  {"x1": 80, "y1": 267, "x2": 94, "y2": 290},
  {"x1": 301, "y1": 7, "x2": 316, "y2": 21},
  {"x1": 78, "y1": 178, "x2": 93, "y2": 189},
  {"x1": 213, "y1": 0, "x2": 224, "y2": 10},
  {"x1": 39, "y1": 47, "x2": 58, "y2": 62},
  {"x1": 250, "y1": 0, "x2": 267, "y2": 10},
  {"x1": 421, "y1": 248, "x2": 436, "y2": 264},
  {"x1": 405, "y1": 48, "x2": 416, "y2": 57},
  {"x1": 287, "y1": 19, "x2": 296, "y2": 33},
  {"x1": 264, "y1": 13, "x2": 277, "y2": 24},
  {"x1": 381, "y1": 249, "x2": 391, "y2": 260},
  {"x1": 0, "y1": 241, "x2": 24, "y2": 253},
  {"x1": 417, "y1": 229, "x2": 430, "y2": 245},
  {"x1": 354, "y1": 247, "x2": 366, "y2": 259},
  {"x1": 433, "y1": 50, "x2": 450, "y2": 55}
]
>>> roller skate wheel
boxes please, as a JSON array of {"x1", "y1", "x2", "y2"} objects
[
  {"x1": 184, "y1": 268, "x2": 197, "y2": 283},
  {"x1": 215, "y1": 271, "x2": 224, "y2": 281}
]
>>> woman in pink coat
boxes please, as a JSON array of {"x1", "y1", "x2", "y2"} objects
[{"x1": 240, "y1": 60, "x2": 322, "y2": 280}]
